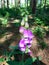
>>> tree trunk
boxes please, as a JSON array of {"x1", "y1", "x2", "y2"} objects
[
  {"x1": 44, "y1": 0, "x2": 46, "y2": 10},
  {"x1": 20, "y1": 0, "x2": 25, "y2": 7},
  {"x1": 40, "y1": 0, "x2": 42, "y2": 7},
  {"x1": 1, "y1": 0, "x2": 5, "y2": 8},
  {"x1": 30, "y1": 0, "x2": 37, "y2": 14},
  {"x1": 26, "y1": 0, "x2": 28, "y2": 7},
  {"x1": 4, "y1": 0, "x2": 5, "y2": 8},
  {"x1": 15, "y1": 0, "x2": 17, "y2": 8},
  {"x1": 1, "y1": 0, "x2": 2, "y2": 8},
  {"x1": 15, "y1": 0, "x2": 20, "y2": 7},
  {"x1": 7, "y1": 0, "x2": 9, "y2": 8}
]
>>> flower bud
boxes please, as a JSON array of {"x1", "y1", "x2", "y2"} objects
[
  {"x1": 25, "y1": 22, "x2": 29, "y2": 28},
  {"x1": 21, "y1": 19, "x2": 25, "y2": 26}
]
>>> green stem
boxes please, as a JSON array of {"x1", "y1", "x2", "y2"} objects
[
  {"x1": 22, "y1": 52, "x2": 24, "y2": 65},
  {"x1": 6, "y1": 49, "x2": 14, "y2": 61}
]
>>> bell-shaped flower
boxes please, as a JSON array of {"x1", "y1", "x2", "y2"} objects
[
  {"x1": 20, "y1": 47, "x2": 26, "y2": 52},
  {"x1": 19, "y1": 26, "x2": 25, "y2": 34},
  {"x1": 19, "y1": 39, "x2": 25, "y2": 47},
  {"x1": 19, "y1": 38, "x2": 31, "y2": 52},
  {"x1": 25, "y1": 22, "x2": 29, "y2": 28},
  {"x1": 19, "y1": 26, "x2": 34, "y2": 54},
  {"x1": 21, "y1": 19, "x2": 25, "y2": 26},
  {"x1": 23, "y1": 29, "x2": 34, "y2": 39}
]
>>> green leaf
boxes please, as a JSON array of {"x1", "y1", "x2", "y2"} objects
[
  {"x1": 9, "y1": 45, "x2": 19, "y2": 50},
  {"x1": 21, "y1": 12, "x2": 25, "y2": 16},
  {"x1": 7, "y1": 61, "x2": 19, "y2": 65},
  {"x1": 2, "y1": 19, "x2": 8, "y2": 25},
  {"x1": 0, "y1": 58, "x2": 5, "y2": 63},
  {"x1": 38, "y1": 56, "x2": 42, "y2": 60},
  {"x1": 25, "y1": 57, "x2": 37, "y2": 65},
  {"x1": 32, "y1": 57, "x2": 37, "y2": 62},
  {"x1": 13, "y1": 23, "x2": 20, "y2": 27},
  {"x1": 19, "y1": 61, "x2": 24, "y2": 65},
  {"x1": 25, "y1": 47, "x2": 29, "y2": 53}
]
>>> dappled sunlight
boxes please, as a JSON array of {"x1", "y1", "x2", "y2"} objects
[
  {"x1": 0, "y1": 32, "x2": 13, "y2": 44},
  {"x1": 0, "y1": 0, "x2": 49, "y2": 65}
]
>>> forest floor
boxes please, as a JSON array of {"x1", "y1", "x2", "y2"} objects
[{"x1": 0, "y1": 18, "x2": 49, "y2": 65}]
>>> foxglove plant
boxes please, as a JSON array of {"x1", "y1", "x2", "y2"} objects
[
  {"x1": 19, "y1": 16, "x2": 34, "y2": 65},
  {"x1": 19, "y1": 26, "x2": 34, "y2": 54},
  {"x1": 19, "y1": 26, "x2": 25, "y2": 34},
  {"x1": 21, "y1": 18, "x2": 25, "y2": 26}
]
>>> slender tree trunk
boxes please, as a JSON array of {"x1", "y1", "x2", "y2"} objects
[
  {"x1": 1, "y1": 0, "x2": 2, "y2": 8},
  {"x1": 15, "y1": 0, "x2": 17, "y2": 8},
  {"x1": 4, "y1": 0, "x2": 5, "y2": 8},
  {"x1": 40, "y1": 0, "x2": 42, "y2": 7},
  {"x1": 30, "y1": 0, "x2": 37, "y2": 14},
  {"x1": 7, "y1": 0, "x2": 9, "y2": 8},
  {"x1": 20, "y1": 0, "x2": 25, "y2": 7},
  {"x1": 1, "y1": 0, "x2": 5, "y2": 8},
  {"x1": 25, "y1": 0, "x2": 28, "y2": 7},
  {"x1": 15, "y1": 0, "x2": 20, "y2": 8},
  {"x1": 44, "y1": 0, "x2": 46, "y2": 10}
]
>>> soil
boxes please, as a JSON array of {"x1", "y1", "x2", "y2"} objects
[{"x1": 0, "y1": 22, "x2": 49, "y2": 65}]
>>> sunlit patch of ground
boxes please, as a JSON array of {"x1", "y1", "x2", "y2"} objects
[
  {"x1": 0, "y1": 20, "x2": 49, "y2": 65},
  {"x1": 0, "y1": 32, "x2": 13, "y2": 44}
]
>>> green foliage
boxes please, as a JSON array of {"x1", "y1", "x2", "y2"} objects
[
  {"x1": 7, "y1": 61, "x2": 19, "y2": 65},
  {"x1": 0, "y1": 58, "x2": 5, "y2": 63},
  {"x1": 34, "y1": 17, "x2": 44, "y2": 25},
  {"x1": 39, "y1": 41, "x2": 47, "y2": 49},
  {"x1": 2, "y1": 45, "x2": 23, "y2": 62},
  {"x1": 0, "y1": 1, "x2": 49, "y2": 65},
  {"x1": 36, "y1": 5, "x2": 49, "y2": 26},
  {"x1": 33, "y1": 26, "x2": 47, "y2": 49},
  {"x1": 7, "y1": 57, "x2": 41, "y2": 65},
  {"x1": 0, "y1": 8, "x2": 21, "y2": 18},
  {"x1": 19, "y1": 7, "x2": 29, "y2": 17},
  {"x1": 0, "y1": 20, "x2": 2, "y2": 27},
  {"x1": 4, "y1": 12, "x2": 9, "y2": 19},
  {"x1": 25, "y1": 57, "x2": 37, "y2": 65},
  {"x1": 12, "y1": 22, "x2": 20, "y2": 27},
  {"x1": 33, "y1": 26, "x2": 45, "y2": 38},
  {"x1": 24, "y1": 56, "x2": 42, "y2": 65},
  {"x1": 2, "y1": 18, "x2": 8, "y2": 25},
  {"x1": 1, "y1": 44, "x2": 42, "y2": 64}
]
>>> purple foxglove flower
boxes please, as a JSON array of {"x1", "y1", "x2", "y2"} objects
[
  {"x1": 20, "y1": 47, "x2": 26, "y2": 52},
  {"x1": 23, "y1": 29, "x2": 29, "y2": 38},
  {"x1": 24, "y1": 38, "x2": 31, "y2": 48},
  {"x1": 23, "y1": 29, "x2": 34, "y2": 39},
  {"x1": 27, "y1": 43, "x2": 31, "y2": 48},
  {"x1": 24, "y1": 38, "x2": 30, "y2": 44},
  {"x1": 19, "y1": 39, "x2": 26, "y2": 52},
  {"x1": 19, "y1": 38, "x2": 31, "y2": 52},
  {"x1": 27, "y1": 29, "x2": 34, "y2": 39},
  {"x1": 19, "y1": 39, "x2": 25, "y2": 47},
  {"x1": 24, "y1": 38, "x2": 32, "y2": 47},
  {"x1": 19, "y1": 26, "x2": 25, "y2": 34},
  {"x1": 19, "y1": 38, "x2": 31, "y2": 48},
  {"x1": 19, "y1": 27, "x2": 34, "y2": 53}
]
